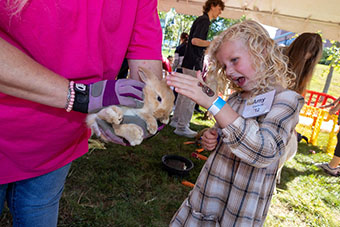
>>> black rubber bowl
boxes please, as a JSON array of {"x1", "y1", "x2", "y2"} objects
[{"x1": 162, "y1": 155, "x2": 194, "y2": 176}]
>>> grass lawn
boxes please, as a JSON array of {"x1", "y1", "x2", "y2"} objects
[
  {"x1": 1, "y1": 64, "x2": 340, "y2": 226},
  {"x1": 3, "y1": 112, "x2": 339, "y2": 226}
]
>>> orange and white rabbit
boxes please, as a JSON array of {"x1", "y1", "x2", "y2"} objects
[{"x1": 86, "y1": 67, "x2": 175, "y2": 146}]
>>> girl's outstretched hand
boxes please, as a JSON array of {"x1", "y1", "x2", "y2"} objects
[
  {"x1": 201, "y1": 128, "x2": 218, "y2": 151},
  {"x1": 166, "y1": 71, "x2": 217, "y2": 109}
]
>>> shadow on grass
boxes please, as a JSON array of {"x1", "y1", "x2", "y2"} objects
[
  {"x1": 277, "y1": 166, "x2": 316, "y2": 190},
  {"x1": 276, "y1": 142, "x2": 332, "y2": 190}
]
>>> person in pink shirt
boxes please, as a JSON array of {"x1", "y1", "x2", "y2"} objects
[
  {"x1": 0, "y1": 0, "x2": 162, "y2": 226},
  {"x1": 162, "y1": 55, "x2": 174, "y2": 76}
]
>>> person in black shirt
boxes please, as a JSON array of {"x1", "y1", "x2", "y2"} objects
[
  {"x1": 170, "y1": 0, "x2": 225, "y2": 138},
  {"x1": 172, "y1": 32, "x2": 188, "y2": 74}
]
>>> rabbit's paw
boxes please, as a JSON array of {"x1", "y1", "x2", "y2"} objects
[
  {"x1": 114, "y1": 124, "x2": 144, "y2": 146},
  {"x1": 159, "y1": 117, "x2": 170, "y2": 124},
  {"x1": 97, "y1": 106, "x2": 123, "y2": 125},
  {"x1": 146, "y1": 119, "x2": 158, "y2": 135}
]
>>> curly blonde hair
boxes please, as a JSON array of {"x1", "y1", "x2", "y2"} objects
[{"x1": 206, "y1": 20, "x2": 295, "y2": 96}]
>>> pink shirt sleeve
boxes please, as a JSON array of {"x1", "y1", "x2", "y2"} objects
[{"x1": 126, "y1": 0, "x2": 162, "y2": 60}]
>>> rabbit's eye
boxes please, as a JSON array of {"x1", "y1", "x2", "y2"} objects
[{"x1": 157, "y1": 96, "x2": 162, "y2": 102}]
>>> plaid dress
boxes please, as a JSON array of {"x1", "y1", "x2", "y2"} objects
[{"x1": 170, "y1": 89, "x2": 304, "y2": 227}]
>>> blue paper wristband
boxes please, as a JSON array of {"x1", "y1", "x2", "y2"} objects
[{"x1": 208, "y1": 97, "x2": 226, "y2": 116}]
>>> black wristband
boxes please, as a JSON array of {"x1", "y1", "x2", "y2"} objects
[{"x1": 72, "y1": 83, "x2": 90, "y2": 113}]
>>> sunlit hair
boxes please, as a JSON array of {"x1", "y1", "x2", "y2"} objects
[
  {"x1": 7, "y1": 0, "x2": 29, "y2": 15},
  {"x1": 206, "y1": 20, "x2": 295, "y2": 96},
  {"x1": 285, "y1": 33, "x2": 323, "y2": 95},
  {"x1": 203, "y1": 0, "x2": 225, "y2": 14}
]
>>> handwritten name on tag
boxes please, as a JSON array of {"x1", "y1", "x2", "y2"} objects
[{"x1": 242, "y1": 90, "x2": 276, "y2": 118}]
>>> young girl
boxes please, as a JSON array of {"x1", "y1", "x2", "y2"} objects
[{"x1": 166, "y1": 20, "x2": 305, "y2": 226}]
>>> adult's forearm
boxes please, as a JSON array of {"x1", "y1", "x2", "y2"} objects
[
  {"x1": 128, "y1": 59, "x2": 162, "y2": 80},
  {"x1": 191, "y1": 38, "x2": 210, "y2": 48},
  {"x1": 0, "y1": 37, "x2": 68, "y2": 108}
]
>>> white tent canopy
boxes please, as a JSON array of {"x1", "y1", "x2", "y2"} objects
[{"x1": 158, "y1": 0, "x2": 340, "y2": 41}]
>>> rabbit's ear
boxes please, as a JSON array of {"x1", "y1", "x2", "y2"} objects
[{"x1": 137, "y1": 67, "x2": 149, "y2": 83}]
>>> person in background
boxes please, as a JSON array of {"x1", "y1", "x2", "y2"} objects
[
  {"x1": 167, "y1": 20, "x2": 304, "y2": 226},
  {"x1": 316, "y1": 97, "x2": 340, "y2": 176},
  {"x1": 276, "y1": 32, "x2": 323, "y2": 184},
  {"x1": 172, "y1": 32, "x2": 188, "y2": 74},
  {"x1": 168, "y1": 55, "x2": 174, "y2": 66},
  {"x1": 162, "y1": 55, "x2": 173, "y2": 76},
  {"x1": 170, "y1": 32, "x2": 188, "y2": 106},
  {"x1": 286, "y1": 33, "x2": 324, "y2": 96},
  {"x1": 0, "y1": 1, "x2": 162, "y2": 226},
  {"x1": 170, "y1": 0, "x2": 225, "y2": 138}
]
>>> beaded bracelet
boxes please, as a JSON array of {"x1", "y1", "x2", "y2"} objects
[{"x1": 65, "y1": 81, "x2": 75, "y2": 112}]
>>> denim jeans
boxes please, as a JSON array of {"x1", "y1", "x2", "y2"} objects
[{"x1": 0, "y1": 163, "x2": 71, "y2": 227}]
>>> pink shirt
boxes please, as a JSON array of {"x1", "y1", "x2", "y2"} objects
[{"x1": 0, "y1": 0, "x2": 162, "y2": 184}]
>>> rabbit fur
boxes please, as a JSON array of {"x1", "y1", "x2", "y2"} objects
[{"x1": 86, "y1": 67, "x2": 175, "y2": 146}]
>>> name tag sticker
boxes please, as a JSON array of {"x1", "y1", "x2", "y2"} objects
[{"x1": 242, "y1": 90, "x2": 276, "y2": 118}]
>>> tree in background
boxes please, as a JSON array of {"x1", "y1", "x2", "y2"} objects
[
  {"x1": 207, "y1": 16, "x2": 245, "y2": 40},
  {"x1": 159, "y1": 10, "x2": 196, "y2": 52},
  {"x1": 321, "y1": 40, "x2": 340, "y2": 94},
  {"x1": 159, "y1": 9, "x2": 242, "y2": 54}
]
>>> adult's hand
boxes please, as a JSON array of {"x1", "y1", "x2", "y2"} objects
[
  {"x1": 91, "y1": 118, "x2": 128, "y2": 146},
  {"x1": 90, "y1": 115, "x2": 165, "y2": 146},
  {"x1": 73, "y1": 79, "x2": 144, "y2": 113},
  {"x1": 201, "y1": 128, "x2": 219, "y2": 151}
]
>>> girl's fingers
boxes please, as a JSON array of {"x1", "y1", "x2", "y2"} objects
[
  {"x1": 169, "y1": 72, "x2": 196, "y2": 80},
  {"x1": 196, "y1": 70, "x2": 202, "y2": 80},
  {"x1": 203, "y1": 129, "x2": 218, "y2": 140},
  {"x1": 166, "y1": 72, "x2": 216, "y2": 109},
  {"x1": 201, "y1": 136, "x2": 217, "y2": 146},
  {"x1": 202, "y1": 142, "x2": 217, "y2": 151},
  {"x1": 201, "y1": 129, "x2": 218, "y2": 151},
  {"x1": 196, "y1": 70, "x2": 205, "y2": 84},
  {"x1": 167, "y1": 75, "x2": 201, "y2": 99},
  {"x1": 167, "y1": 77, "x2": 193, "y2": 91}
]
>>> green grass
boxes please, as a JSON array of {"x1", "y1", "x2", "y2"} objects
[
  {"x1": 1, "y1": 64, "x2": 340, "y2": 226},
  {"x1": 59, "y1": 120, "x2": 211, "y2": 227},
  {"x1": 266, "y1": 142, "x2": 340, "y2": 227},
  {"x1": 3, "y1": 110, "x2": 339, "y2": 226}
]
